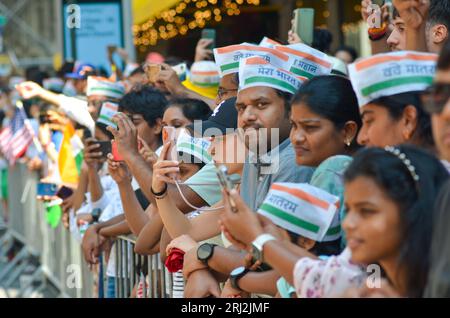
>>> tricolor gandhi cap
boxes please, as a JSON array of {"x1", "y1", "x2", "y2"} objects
[
  {"x1": 275, "y1": 43, "x2": 333, "y2": 79},
  {"x1": 176, "y1": 129, "x2": 213, "y2": 164},
  {"x1": 238, "y1": 56, "x2": 305, "y2": 95},
  {"x1": 348, "y1": 51, "x2": 437, "y2": 107},
  {"x1": 213, "y1": 43, "x2": 290, "y2": 77},
  {"x1": 181, "y1": 61, "x2": 219, "y2": 100},
  {"x1": 257, "y1": 182, "x2": 341, "y2": 242}
]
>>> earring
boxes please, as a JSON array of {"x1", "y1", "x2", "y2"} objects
[{"x1": 345, "y1": 139, "x2": 351, "y2": 147}]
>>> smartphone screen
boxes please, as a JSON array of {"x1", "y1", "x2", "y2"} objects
[
  {"x1": 293, "y1": 8, "x2": 314, "y2": 46},
  {"x1": 37, "y1": 183, "x2": 59, "y2": 197},
  {"x1": 96, "y1": 141, "x2": 112, "y2": 158},
  {"x1": 201, "y1": 29, "x2": 216, "y2": 51}
]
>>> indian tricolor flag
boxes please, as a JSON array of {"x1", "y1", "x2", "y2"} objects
[
  {"x1": 348, "y1": 51, "x2": 438, "y2": 107},
  {"x1": 275, "y1": 43, "x2": 333, "y2": 79},
  {"x1": 213, "y1": 43, "x2": 290, "y2": 77},
  {"x1": 58, "y1": 123, "x2": 84, "y2": 185},
  {"x1": 257, "y1": 183, "x2": 341, "y2": 242}
]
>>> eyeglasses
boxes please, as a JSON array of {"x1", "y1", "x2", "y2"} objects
[
  {"x1": 421, "y1": 83, "x2": 450, "y2": 114},
  {"x1": 217, "y1": 87, "x2": 238, "y2": 100}
]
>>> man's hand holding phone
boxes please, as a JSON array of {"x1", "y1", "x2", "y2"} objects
[
  {"x1": 107, "y1": 153, "x2": 132, "y2": 185},
  {"x1": 154, "y1": 63, "x2": 185, "y2": 95},
  {"x1": 107, "y1": 112, "x2": 140, "y2": 163},
  {"x1": 84, "y1": 138, "x2": 104, "y2": 169},
  {"x1": 220, "y1": 188, "x2": 265, "y2": 251},
  {"x1": 144, "y1": 63, "x2": 162, "y2": 84},
  {"x1": 195, "y1": 38, "x2": 214, "y2": 62},
  {"x1": 216, "y1": 165, "x2": 238, "y2": 212},
  {"x1": 392, "y1": 0, "x2": 430, "y2": 30}
]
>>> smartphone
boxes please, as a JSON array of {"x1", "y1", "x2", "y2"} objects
[
  {"x1": 111, "y1": 141, "x2": 124, "y2": 162},
  {"x1": 96, "y1": 141, "x2": 112, "y2": 158},
  {"x1": 37, "y1": 183, "x2": 59, "y2": 197},
  {"x1": 201, "y1": 28, "x2": 216, "y2": 51},
  {"x1": 216, "y1": 165, "x2": 237, "y2": 212},
  {"x1": 145, "y1": 63, "x2": 161, "y2": 83},
  {"x1": 162, "y1": 126, "x2": 178, "y2": 161},
  {"x1": 56, "y1": 186, "x2": 74, "y2": 200},
  {"x1": 293, "y1": 8, "x2": 314, "y2": 46}
]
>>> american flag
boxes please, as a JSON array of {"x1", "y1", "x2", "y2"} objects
[{"x1": 0, "y1": 106, "x2": 34, "y2": 165}]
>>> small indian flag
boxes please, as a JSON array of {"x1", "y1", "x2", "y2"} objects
[{"x1": 58, "y1": 123, "x2": 84, "y2": 184}]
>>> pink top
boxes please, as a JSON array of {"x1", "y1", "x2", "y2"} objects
[{"x1": 293, "y1": 248, "x2": 366, "y2": 297}]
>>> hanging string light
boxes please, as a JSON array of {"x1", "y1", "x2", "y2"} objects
[{"x1": 133, "y1": 0, "x2": 260, "y2": 48}]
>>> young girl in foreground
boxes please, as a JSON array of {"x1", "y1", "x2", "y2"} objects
[{"x1": 220, "y1": 145, "x2": 448, "y2": 297}]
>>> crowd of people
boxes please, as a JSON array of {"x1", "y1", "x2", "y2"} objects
[{"x1": 1, "y1": 0, "x2": 450, "y2": 298}]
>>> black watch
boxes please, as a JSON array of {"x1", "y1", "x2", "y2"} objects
[
  {"x1": 230, "y1": 266, "x2": 249, "y2": 291},
  {"x1": 197, "y1": 243, "x2": 217, "y2": 265},
  {"x1": 91, "y1": 208, "x2": 102, "y2": 223}
]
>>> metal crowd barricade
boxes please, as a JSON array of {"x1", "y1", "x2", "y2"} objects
[
  {"x1": 0, "y1": 164, "x2": 174, "y2": 298},
  {"x1": 0, "y1": 164, "x2": 96, "y2": 298},
  {"x1": 114, "y1": 236, "x2": 173, "y2": 298}
]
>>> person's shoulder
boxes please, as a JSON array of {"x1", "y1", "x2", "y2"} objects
[
  {"x1": 314, "y1": 155, "x2": 353, "y2": 175},
  {"x1": 188, "y1": 162, "x2": 218, "y2": 180}
]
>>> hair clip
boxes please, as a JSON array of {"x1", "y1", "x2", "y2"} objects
[{"x1": 384, "y1": 146, "x2": 420, "y2": 182}]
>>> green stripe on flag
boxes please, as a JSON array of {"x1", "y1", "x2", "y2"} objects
[
  {"x1": 260, "y1": 203, "x2": 320, "y2": 233},
  {"x1": 290, "y1": 67, "x2": 314, "y2": 79},
  {"x1": 75, "y1": 152, "x2": 84, "y2": 175},
  {"x1": 177, "y1": 142, "x2": 212, "y2": 162},
  {"x1": 90, "y1": 87, "x2": 124, "y2": 96},
  {"x1": 191, "y1": 81, "x2": 218, "y2": 88},
  {"x1": 99, "y1": 115, "x2": 115, "y2": 123},
  {"x1": 220, "y1": 62, "x2": 239, "y2": 72},
  {"x1": 361, "y1": 76, "x2": 433, "y2": 97},
  {"x1": 244, "y1": 76, "x2": 297, "y2": 94}
]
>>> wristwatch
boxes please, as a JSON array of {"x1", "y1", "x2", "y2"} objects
[
  {"x1": 251, "y1": 234, "x2": 277, "y2": 263},
  {"x1": 91, "y1": 208, "x2": 102, "y2": 224},
  {"x1": 230, "y1": 266, "x2": 249, "y2": 291},
  {"x1": 197, "y1": 243, "x2": 217, "y2": 265}
]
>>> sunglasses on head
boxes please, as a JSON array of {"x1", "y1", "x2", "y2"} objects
[{"x1": 421, "y1": 83, "x2": 450, "y2": 114}]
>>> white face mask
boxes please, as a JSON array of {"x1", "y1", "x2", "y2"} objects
[{"x1": 63, "y1": 80, "x2": 77, "y2": 97}]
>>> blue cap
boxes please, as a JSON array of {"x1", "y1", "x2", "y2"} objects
[
  {"x1": 186, "y1": 97, "x2": 238, "y2": 137},
  {"x1": 65, "y1": 63, "x2": 96, "y2": 80}
]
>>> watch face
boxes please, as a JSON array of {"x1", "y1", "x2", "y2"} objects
[
  {"x1": 231, "y1": 266, "x2": 247, "y2": 277},
  {"x1": 197, "y1": 244, "x2": 213, "y2": 261}
]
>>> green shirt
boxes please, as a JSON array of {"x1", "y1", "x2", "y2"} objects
[{"x1": 185, "y1": 162, "x2": 222, "y2": 207}]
